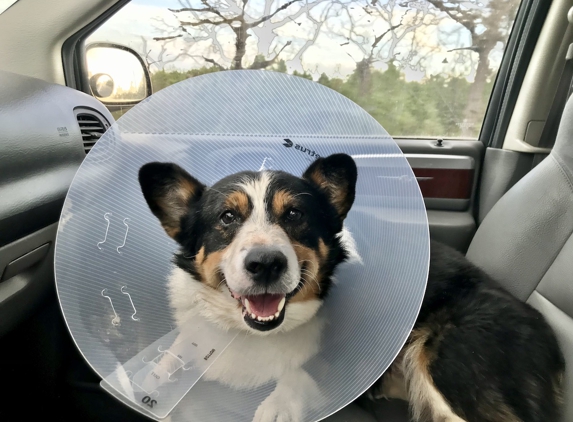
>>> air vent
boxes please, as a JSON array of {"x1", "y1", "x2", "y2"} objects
[{"x1": 76, "y1": 112, "x2": 108, "y2": 154}]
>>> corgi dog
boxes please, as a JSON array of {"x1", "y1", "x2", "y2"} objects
[
  {"x1": 138, "y1": 154, "x2": 358, "y2": 421},
  {"x1": 138, "y1": 153, "x2": 564, "y2": 422}
]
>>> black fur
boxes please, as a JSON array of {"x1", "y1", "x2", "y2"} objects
[
  {"x1": 396, "y1": 241, "x2": 565, "y2": 422},
  {"x1": 267, "y1": 169, "x2": 350, "y2": 298},
  {"x1": 138, "y1": 156, "x2": 565, "y2": 421},
  {"x1": 139, "y1": 154, "x2": 357, "y2": 304}
]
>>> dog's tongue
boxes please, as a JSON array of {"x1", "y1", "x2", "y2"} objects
[{"x1": 245, "y1": 294, "x2": 284, "y2": 317}]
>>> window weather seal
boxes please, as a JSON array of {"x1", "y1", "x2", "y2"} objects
[
  {"x1": 61, "y1": 0, "x2": 131, "y2": 92},
  {"x1": 479, "y1": 0, "x2": 552, "y2": 148}
]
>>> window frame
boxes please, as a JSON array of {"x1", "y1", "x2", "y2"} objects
[
  {"x1": 62, "y1": 0, "x2": 131, "y2": 93},
  {"x1": 479, "y1": 0, "x2": 553, "y2": 148},
  {"x1": 63, "y1": 0, "x2": 545, "y2": 145}
]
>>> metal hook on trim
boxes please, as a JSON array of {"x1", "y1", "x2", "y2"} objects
[
  {"x1": 121, "y1": 286, "x2": 140, "y2": 321},
  {"x1": 117, "y1": 218, "x2": 130, "y2": 254},
  {"x1": 97, "y1": 213, "x2": 112, "y2": 250},
  {"x1": 101, "y1": 288, "x2": 120, "y2": 326}
]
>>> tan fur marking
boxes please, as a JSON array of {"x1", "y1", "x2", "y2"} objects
[
  {"x1": 179, "y1": 177, "x2": 197, "y2": 201},
  {"x1": 165, "y1": 226, "x2": 180, "y2": 238},
  {"x1": 195, "y1": 247, "x2": 205, "y2": 264},
  {"x1": 307, "y1": 169, "x2": 349, "y2": 217},
  {"x1": 195, "y1": 247, "x2": 229, "y2": 290},
  {"x1": 380, "y1": 366, "x2": 409, "y2": 401},
  {"x1": 369, "y1": 325, "x2": 523, "y2": 422},
  {"x1": 371, "y1": 351, "x2": 408, "y2": 401},
  {"x1": 157, "y1": 175, "x2": 198, "y2": 238},
  {"x1": 290, "y1": 242, "x2": 321, "y2": 303},
  {"x1": 403, "y1": 326, "x2": 521, "y2": 422},
  {"x1": 318, "y1": 239, "x2": 329, "y2": 261},
  {"x1": 307, "y1": 169, "x2": 329, "y2": 190},
  {"x1": 272, "y1": 190, "x2": 295, "y2": 216},
  {"x1": 403, "y1": 328, "x2": 467, "y2": 422},
  {"x1": 225, "y1": 191, "x2": 250, "y2": 218}
]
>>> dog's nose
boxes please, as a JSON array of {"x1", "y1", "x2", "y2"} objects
[{"x1": 244, "y1": 247, "x2": 288, "y2": 285}]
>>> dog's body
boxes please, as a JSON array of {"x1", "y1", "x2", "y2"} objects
[
  {"x1": 368, "y1": 240, "x2": 565, "y2": 422},
  {"x1": 139, "y1": 154, "x2": 564, "y2": 422}
]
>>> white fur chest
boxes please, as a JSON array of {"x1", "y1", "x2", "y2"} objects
[
  {"x1": 203, "y1": 316, "x2": 324, "y2": 389},
  {"x1": 168, "y1": 266, "x2": 324, "y2": 390}
]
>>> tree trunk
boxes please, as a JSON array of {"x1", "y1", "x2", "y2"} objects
[
  {"x1": 460, "y1": 38, "x2": 496, "y2": 138},
  {"x1": 356, "y1": 57, "x2": 373, "y2": 98},
  {"x1": 232, "y1": 25, "x2": 250, "y2": 70}
]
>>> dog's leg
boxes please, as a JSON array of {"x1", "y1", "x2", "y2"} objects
[
  {"x1": 253, "y1": 369, "x2": 321, "y2": 422},
  {"x1": 403, "y1": 329, "x2": 467, "y2": 422},
  {"x1": 366, "y1": 352, "x2": 408, "y2": 402}
]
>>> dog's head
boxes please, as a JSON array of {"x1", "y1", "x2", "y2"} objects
[{"x1": 138, "y1": 154, "x2": 357, "y2": 334}]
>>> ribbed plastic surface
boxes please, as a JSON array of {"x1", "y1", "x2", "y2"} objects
[{"x1": 55, "y1": 70, "x2": 429, "y2": 421}]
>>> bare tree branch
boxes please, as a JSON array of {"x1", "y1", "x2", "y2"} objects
[
  {"x1": 249, "y1": 0, "x2": 301, "y2": 27},
  {"x1": 250, "y1": 41, "x2": 292, "y2": 69},
  {"x1": 371, "y1": 23, "x2": 401, "y2": 53},
  {"x1": 153, "y1": 35, "x2": 183, "y2": 41},
  {"x1": 203, "y1": 56, "x2": 225, "y2": 70},
  {"x1": 180, "y1": 17, "x2": 228, "y2": 26},
  {"x1": 447, "y1": 46, "x2": 479, "y2": 52},
  {"x1": 169, "y1": 3, "x2": 227, "y2": 21},
  {"x1": 425, "y1": 0, "x2": 476, "y2": 35}
]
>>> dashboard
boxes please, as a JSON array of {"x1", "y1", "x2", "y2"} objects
[{"x1": 0, "y1": 69, "x2": 113, "y2": 335}]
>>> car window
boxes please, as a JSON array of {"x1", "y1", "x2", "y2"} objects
[{"x1": 86, "y1": 0, "x2": 522, "y2": 138}]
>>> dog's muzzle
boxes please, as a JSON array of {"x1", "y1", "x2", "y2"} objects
[
  {"x1": 226, "y1": 246, "x2": 299, "y2": 332},
  {"x1": 244, "y1": 247, "x2": 288, "y2": 286}
]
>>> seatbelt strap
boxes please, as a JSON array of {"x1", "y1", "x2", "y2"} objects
[{"x1": 538, "y1": 43, "x2": 573, "y2": 148}]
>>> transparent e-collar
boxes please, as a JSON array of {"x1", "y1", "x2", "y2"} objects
[{"x1": 55, "y1": 70, "x2": 429, "y2": 421}]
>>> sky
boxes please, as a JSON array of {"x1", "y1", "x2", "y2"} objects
[{"x1": 86, "y1": 0, "x2": 514, "y2": 89}]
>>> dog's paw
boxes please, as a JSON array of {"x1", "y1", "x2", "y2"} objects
[
  {"x1": 366, "y1": 381, "x2": 391, "y2": 401},
  {"x1": 366, "y1": 363, "x2": 408, "y2": 402},
  {"x1": 252, "y1": 394, "x2": 303, "y2": 422}
]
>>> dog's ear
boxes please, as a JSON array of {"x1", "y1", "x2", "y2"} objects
[
  {"x1": 303, "y1": 153, "x2": 357, "y2": 220},
  {"x1": 138, "y1": 162, "x2": 205, "y2": 239}
]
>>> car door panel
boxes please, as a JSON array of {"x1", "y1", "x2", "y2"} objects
[{"x1": 397, "y1": 139, "x2": 484, "y2": 252}]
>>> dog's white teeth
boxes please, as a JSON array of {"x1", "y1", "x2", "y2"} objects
[
  {"x1": 244, "y1": 298, "x2": 252, "y2": 313},
  {"x1": 278, "y1": 297, "x2": 286, "y2": 312},
  {"x1": 274, "y1": 311, "x2": 280, "y2": 318},
  {"x1": 251, "y1": 313, "x2": 256, "y2": 319},
  {"x1": 255, "y1": 315, "x2": 276, "y2": 322}
]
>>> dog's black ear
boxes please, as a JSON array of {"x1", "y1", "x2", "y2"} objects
[
  {"x1": 138, "y1": 162, "x2": 205, "y2": 239},
  {"x1": 303, "y1": 153, "x2": 357, "y2": 220}
]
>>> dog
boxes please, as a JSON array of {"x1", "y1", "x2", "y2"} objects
[
  {"x1": 138, "y1": 153, "x2": 565, "y2": 422},
  {"x1": 366, "y1": 240, "x2": 565, "y2": 422},
  {"x1": 138, "y1": 153, "x2": 358, "y2": 421}
]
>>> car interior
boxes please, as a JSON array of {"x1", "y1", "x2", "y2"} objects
[{"x1": 0, "y1": 0, "x2": 572, "y2": 421}]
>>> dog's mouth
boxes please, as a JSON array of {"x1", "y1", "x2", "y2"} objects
[{"x1": 230, "y1": 291, "x2": 287, "y2": 331}]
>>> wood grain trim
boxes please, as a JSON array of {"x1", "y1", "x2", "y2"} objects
[{"x1": 412, "y1": 168, "x2": 473, "y2": 199}]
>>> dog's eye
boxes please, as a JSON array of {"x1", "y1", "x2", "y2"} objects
[
  {"x1": 286, "y1": 208, "x2": 303, "y2": 221},
  {"x1": 220, "y1": 210, "x2": 238, "y2": 225}
]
